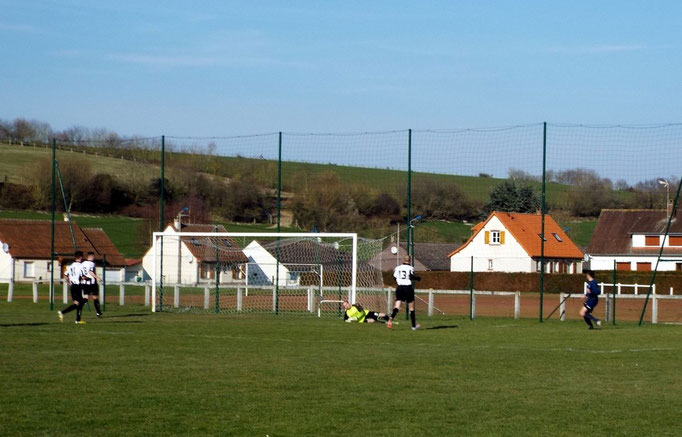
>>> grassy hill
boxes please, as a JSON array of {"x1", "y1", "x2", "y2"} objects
[{"x1": 0, "y1": 142, "x2": 596, "y2": 250}]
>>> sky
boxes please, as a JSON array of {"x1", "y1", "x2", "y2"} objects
[{"x1": 1, "y1": 0, "x2": 682, "y2": 138}]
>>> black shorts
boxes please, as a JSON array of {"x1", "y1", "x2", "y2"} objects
[
  {"x1": 83, "y1": 283, "x2": 99, "y2": 296},
  {"x1": 364, "y1": 311, "x2": 379, "y2": 322},
  {"x1": 583, "y1": 297, "x2": 598, "y2": 312},
  {"x1": 70, "y1": 284, "x2": 85, "y2": 302},
  {"x1": 395, "y1": 285, "x2": 415, "y2": 303}
]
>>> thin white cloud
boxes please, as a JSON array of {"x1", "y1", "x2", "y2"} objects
[
  {"x1": 0, "y1": 21, "x2": 39, "y2": 33},
  {"x1": 50, "y1": 48, "x2": 310, "y2": 69},
  {"x1": 537, "y1": 43, "x2": 671, "y2": 54}
]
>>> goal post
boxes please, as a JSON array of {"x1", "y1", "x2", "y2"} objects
[{"x1": 150, "y1": 231, "x2": 385, "y2": 315}]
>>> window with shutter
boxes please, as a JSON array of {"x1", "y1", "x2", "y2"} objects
[
  {"x1": 669, "y1": 236, "x2": 682, "y2": 246},
  {"x1": 645, "y1": 235, "x2": 659, "y2": 246}
]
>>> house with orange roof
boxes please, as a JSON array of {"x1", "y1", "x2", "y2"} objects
[{"x1": 449, "y1": 212, "x2": 584, "y2": 273}]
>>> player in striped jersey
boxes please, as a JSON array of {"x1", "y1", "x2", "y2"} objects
[
  {"x1": 387, "y1": 255, "x2": 421, "y2": 330},
  {"x1": 58, "y1": 251, "x2": 87, "y2": 324},
  {"x1": 82, "y1": 252, "x2": 103, "y2": 317}
]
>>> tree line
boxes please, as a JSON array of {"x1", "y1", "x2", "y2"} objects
[{"x1": 1, "y1": 116, "x2": 676, "y2": 234}]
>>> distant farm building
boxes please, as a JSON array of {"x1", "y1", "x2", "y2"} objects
[
  {"x1": 586, "y1": 209, "x2": 682, "y2": 272},
  {"x1": 370, "y1": 242, "x2": 457, "y2": 272},
  {"x1": 0, "y1": 219, "x2": 129, "y2": 284},
  {"x1": 140, "y1": 223, "x2": 248, "y2": 285}
]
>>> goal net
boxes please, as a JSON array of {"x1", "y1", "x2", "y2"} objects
[{"x1": 149, "y1": 231, "x2": 386, "y2": 316}]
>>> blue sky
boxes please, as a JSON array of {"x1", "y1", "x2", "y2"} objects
[{"x1": 1, "y1": 0, "x2": 682, "y2": 137}]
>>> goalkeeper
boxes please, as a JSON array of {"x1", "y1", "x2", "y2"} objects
[{"x1": 342, "y1": 300, "x2": 389, "y2": 324}]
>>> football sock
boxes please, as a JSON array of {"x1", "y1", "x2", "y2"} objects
[
  {"x1": 583, "y1": 316, "x2": 594, "y2": 328},
  {"x1": 586, "y1": 313, "x2": 599, "y2": 322},
  {"x1": 61, "y1": 304, "x2": 78, "y2": 314},
  {"x1": 390, "y1": 308, "x2": 399, "y2": 319},
  {"x1": 76, "y1": 301, "x2": 86, "y2": 322},
  {"x1": 410, "y1": 310, "x2": 416, "y2": 328},
  {"x1": 93, "y1": 299, "x2": 101, "y2": 314}
]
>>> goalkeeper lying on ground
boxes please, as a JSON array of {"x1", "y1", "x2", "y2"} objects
[{"x1": 342, "y1": 300, "x2": 390, "y2": 323}]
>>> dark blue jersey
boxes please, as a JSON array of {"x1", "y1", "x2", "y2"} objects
[{"x1": 586, "y1": 279, "x2": 600, "y2": 298}]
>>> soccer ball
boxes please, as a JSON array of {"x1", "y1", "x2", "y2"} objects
[{"x1": 390, "y1": 246, "x2": 398, "y2": 255}]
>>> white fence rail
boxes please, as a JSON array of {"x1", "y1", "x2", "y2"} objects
[
  {"x1": 586, "y1": 282, "x2": 676, "y2": 296},
  {"x1": 560, "y1": 291, "x2": 682, "y2": 324}
]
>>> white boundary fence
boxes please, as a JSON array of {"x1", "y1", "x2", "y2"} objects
[
  {"x1": 11, "y1": 279, "x2": 152, "y2": 306},
  {"x1": 413, "y1": 289, "x2": 522, "y2": 319},
  {"x1": 560, "y1": 292, "x2": 682, "y2": 324},
  {"x1": 586, "y1": 281, "x2": 676, "y2": 296}
]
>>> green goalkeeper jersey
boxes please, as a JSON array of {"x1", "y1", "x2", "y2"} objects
[{"x1": 344, "y1": 305, "x2": 368, "y2": 323}]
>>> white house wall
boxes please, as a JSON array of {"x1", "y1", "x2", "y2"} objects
[
  {"x1": 450, "y1": 216, "x2": 533, "y2": 273},
  {"x1": 0, "y1": 251, "x2": 13, "y2": 283},
  {"x1": 141, "y1": 226, "x2": 200, "y2": 285},
  {"x1": 3, "y1": 258, "x2": 53, "y2": 282},
  {"x1": 590, "y1": 255, "x2": 680, "y2": 272},
  {"x1": 243, "y1": 241, "x2": 292, "y2": 286}
]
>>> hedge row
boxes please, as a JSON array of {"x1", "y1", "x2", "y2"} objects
[{"x1": 381, "y1": 270, "x2": 682, "y2": 295}]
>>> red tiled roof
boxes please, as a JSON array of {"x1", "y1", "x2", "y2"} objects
[
  {"x1": 449, "y1": 212, "x2": 583, "y2": 259},
  {"x1": 172, "y1": 223, "x2": 248, "y2": 263},
  {"x1": 0, "y1": 219, "x2": 126, "y2": 266},
  {"x1": 587, "y1": 209, "x2": 682, "y2": 255}
]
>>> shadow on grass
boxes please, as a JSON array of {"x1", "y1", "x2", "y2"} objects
[
  {"x1": 0, "y1": 322, "x2": 51, "y2": 327},
  {"x1": 100, "y1": 313, "x2": 151, "y2": 319},
  {"x1": 425, "y1": 325, "x2": 459, "y2": 330},
  {"x1": 98, "y1": 320, "x2": 145, "y2": 324}
]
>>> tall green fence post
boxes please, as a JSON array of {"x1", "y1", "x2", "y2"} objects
[
  {"x1": 275, "y1": 132, "x2": 282, "y2": 315},
  {"x1": 469, "y1": 255, "x2": 474, "y2": 320},
  {"x1": 406, "y1": 129, "x2": 412, "y2": 320},
  {"x1": 159, "y1": 135, "x2": 165, "y2": 311},
  {"x1": 539, "y1": 122, "x2": 547, "y2": 322},
  {"x1": 102, "y1": 253, "x2": 107, "y2": 312},
  {"x1": 214, "y1": 225, "x2": 219, "y2": 314},
  {"x1": 612, "y1": 260, "x2": 616, "y2": 325},
  {"x1": 639, "y1": 177, "x2": 682, "y2": 326},
  {"x1": 49, "y1": 138, "x2": 56, "y2": 311}
]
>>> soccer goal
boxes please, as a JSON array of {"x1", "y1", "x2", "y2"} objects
[{"x1": 149, "y1": 231, "x2": 386, "y2": 316}]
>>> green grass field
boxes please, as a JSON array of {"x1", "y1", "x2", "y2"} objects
[{"x1": 1, "y1": 299, "x2": 680, "y2": 436}]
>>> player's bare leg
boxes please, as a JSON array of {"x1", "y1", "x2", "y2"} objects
[{"x1": 387, "y1": 301, "x2": 402, "y2": 328}]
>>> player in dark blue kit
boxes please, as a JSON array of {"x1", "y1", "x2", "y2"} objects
[{"x1": 580, "y1": 269, "x2": 602, "y2": 330}]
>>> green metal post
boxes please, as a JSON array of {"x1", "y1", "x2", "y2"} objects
[
  {"x1": 407, "y1": 129, "x2": 412, "y2": 265},
  {"x1": 160, "y1": 135, "x2": 165, "y2": 232},
  {"x1": 275, "y1": 132, "x2": 282, "y2": 314},
  {"x1": 102, "y1": 253, "x2": 106, "y2": 312},
  {"x1": 277, "y1": 132, "x2": 282, "y2": 233},
  {"x1": 539, "y1": 122, "x2": 547, "y2": 323},
  {"x1": 612, "y1": 260, "x2": 616, "y2": 325},
  {"x1": 49, "y1": 138, "x2": 56, "y2": 311},
  {"x1": 469, "y1": 255, "x2": 474, "y2": 320},
  {"x1": 215, "y1": 226, "x2": 219, "y2": 314},
  {"x1": 639, "y1": 177, "x2": 681, "y2": 326},
  {"x1": 337, "y1": 253, "x2": 342, "y2": 317},
  {"x1": 406, "y1": 129, "x2": 412, "y2": 321},
  {"x1": 159, "y1": 135, "x2": 165, "y2": 311}
]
